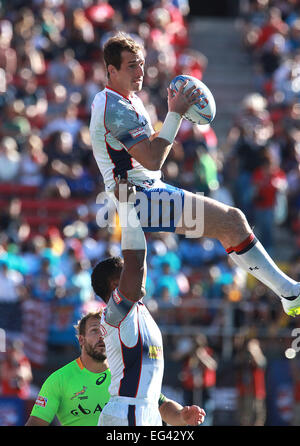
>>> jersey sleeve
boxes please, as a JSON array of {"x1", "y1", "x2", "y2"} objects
[
  {"x1": 105, "y1": 94, "x2": 149, "y2": 151},
  {"x1": 30, "y1": 372, "x2": 61, "y2": 423},
  {"x1": 104, "y1": 287, "x2": 136, "y2": 327}
]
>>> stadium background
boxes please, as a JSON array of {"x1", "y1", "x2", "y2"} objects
[{"x1": 0, "y1": 0, "x2": 300, "y2": 426}]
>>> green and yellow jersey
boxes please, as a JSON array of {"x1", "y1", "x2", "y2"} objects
[{"x1": 30, "y1": 358, "x2": 111, "y2": 426}]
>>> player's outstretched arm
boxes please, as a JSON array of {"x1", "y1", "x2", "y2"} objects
[
  {"x1": 129, "y1": 82, "x2": 200, "y2": 171},
  {"x1": 115, "y1": 179, "x2": 146, "y2": 302},
  {"x1": 159, "y1": 397, "x2": 206, "y2": 426}
]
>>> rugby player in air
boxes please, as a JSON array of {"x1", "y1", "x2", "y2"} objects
[{"x1": 89, "y1": 32, "x2": 300, "y2": 317}]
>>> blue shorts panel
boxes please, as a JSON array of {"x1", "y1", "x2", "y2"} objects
[{"x1": 135, "y1": 183, "x2": 185, "y2": 232}]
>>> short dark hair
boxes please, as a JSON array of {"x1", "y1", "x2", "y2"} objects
[
  {"x1": 91, "y1": 256, "x2": 123, "y2": 302},
  {"x1": 103, "y1": 32, "x2": 143, "y2": 72}
]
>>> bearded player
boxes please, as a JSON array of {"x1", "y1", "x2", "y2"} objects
[{"x1": 25, "y1": 308, "x2": 205, "y2": 426}]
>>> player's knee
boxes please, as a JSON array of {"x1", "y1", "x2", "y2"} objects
[{"x1": 226, "y1": 206, "x2": 248, "y2": 231}]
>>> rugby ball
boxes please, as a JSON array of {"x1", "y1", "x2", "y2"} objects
[{"x1": 169, "y1": 75, "x2": 216, "y2": 125}]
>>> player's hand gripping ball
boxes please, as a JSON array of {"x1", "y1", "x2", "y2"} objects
[{"x1": 169, "y1": 75, "x2": 216, "y2": 125}]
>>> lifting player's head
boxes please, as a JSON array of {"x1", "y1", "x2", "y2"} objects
[
  {"x1": 91, "y1": 256, "x2": 124, "y2": 302},
  {"x1": 103, "y1": 32, "x2": 145, "y2": 93},
  {"x1": 91, "y1": 256, "x2": 146, "y2": 302}
]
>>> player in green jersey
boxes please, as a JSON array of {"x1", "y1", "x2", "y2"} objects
[
  {"x1": 25, "y1": 309, "x2": 205, "y2": 426},
  {"x1": 26, "y1": 310, "x2": 110, "y2": 426}
]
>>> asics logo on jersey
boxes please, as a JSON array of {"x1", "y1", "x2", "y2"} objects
[{"x1": 96, "y1": 373, "x2": 108, "y2": 386}]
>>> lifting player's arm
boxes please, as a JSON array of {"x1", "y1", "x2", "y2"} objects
[
  {"x1": 159, "y1": 394, "x2": 206, "y2": 426},
  {"x1": 114, "y1": 179, "x2": 146, "y2": 302},
  {"x1": 129, "y1": 82, "x2": 200, "y2": 171}
]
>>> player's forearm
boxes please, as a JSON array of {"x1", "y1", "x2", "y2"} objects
[
  {"x1": 119, "y1": 199, "x2": 146, "y2": 253},
  {"x1": 159, "y1": 400, "x2": 187, "y2": 426},
  {"x1": 121, "y1": 250, "x2": 146, "y2": 302},
  {"x1": 145, "y1": 80, "x2": 201, "y2": 171},
  {"x1": 147, "y1": 137, "x2": 173, "y2": 170},
  {"x1": 146, "y1": 111, "x2": 182, "y2": 170}
]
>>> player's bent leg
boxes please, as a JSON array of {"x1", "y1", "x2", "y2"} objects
[
  {"x1": 175, "y1": 190, "x2": 252, "y2": 248},
  {"x1": 176, "y1": 191, "x2": 300, "y2": 317}
]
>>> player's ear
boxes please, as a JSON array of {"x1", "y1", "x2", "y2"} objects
[
  {"x1": 110, "y1": 277, "x2": 119, "y2": 292},
  {"x1": 78, "y1": 334, "x2": 84, "y2": 349},
  {"x1": 107, "y1": 64, "x2": 118, "y2": 77}
]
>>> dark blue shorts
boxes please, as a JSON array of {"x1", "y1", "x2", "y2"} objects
[{"x1": 135, "y1": 182, "x2": 185, "y2": 232}]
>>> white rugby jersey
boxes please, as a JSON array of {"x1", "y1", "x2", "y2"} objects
[
  {"x1": 89, "y1": 86, "x2": 162, "y2": 191},
  {"x1": 100, "y1": 288, "x2": 164, "y2": 403}
]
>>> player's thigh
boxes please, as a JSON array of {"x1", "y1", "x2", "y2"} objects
[
  {"x1": 175, "y1": 190, "x2": 230, "y2": 238},
  {"x1": 176, "y1": 190, "x2": 251, "y2": 243}
]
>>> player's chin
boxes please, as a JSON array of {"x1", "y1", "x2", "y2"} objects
[
  {"x1": 93, "y1": 350, "x2": 107, "y2": 361},
  {"x1": 132, "y1": 80, "x2": 143, "y2": 91},
  {"x1": 94, "y1": 344, "x2": 106, "y2": 355}
]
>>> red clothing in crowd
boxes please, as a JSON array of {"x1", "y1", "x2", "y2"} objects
[
  {"x1": 237, "y1": 366, "x2": 266, "y2": 400},
  {"x1": 252, "y1": 166, "x2": 286, "y2": 209},
  {"x1": 181, "y1": 347, "x2": 217, "y2": 390},
  {"x1": 1, "y1": 352, "x2": 31, "y2": 399}
]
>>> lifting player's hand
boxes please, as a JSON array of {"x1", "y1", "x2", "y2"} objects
[
  {"x1": 180, "y1": 405, "x2": 206, "y2": 426},
  {"x1": 168, "y1": 80, "x2": 202, "y2": 117},
  {"x1": 114, "y1": 177, "x2": 136, "y2": 203}
]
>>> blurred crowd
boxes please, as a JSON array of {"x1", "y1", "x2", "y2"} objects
[
  {"x1": 226, "y1": 0, "x2": 300, "y2": 256},
  {"x1": 0, "y1": 0, "x2": 300, "y2": 426}
]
